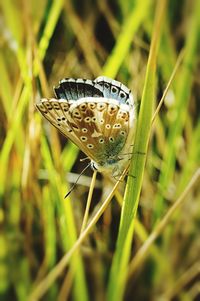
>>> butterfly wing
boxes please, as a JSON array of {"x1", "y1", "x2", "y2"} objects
[
  {"x1": 53, "y1": 77, "x2": 134, "y2": 106},
  {"x1": 54, "y1": 78, "x2": 104, "y2": 100},
  {"x1": 36, "y1": 97, "x2": 134, "y2": 167},
  {"x1": 94, "y1": 76, "x2": 134, "y2": 107},
  {"x1": 36, "y1": 76, "x2": 136, "y2": 172},
  {"x1": 36, "y1": 98, "x2": 97, "y2": 162}
]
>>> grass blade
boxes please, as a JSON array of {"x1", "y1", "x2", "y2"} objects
[{"x1": 107, "y1": 1, "x2": 167, "y2": 300}]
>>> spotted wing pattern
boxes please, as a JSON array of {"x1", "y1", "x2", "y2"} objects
[
  {"x1": 94, "y1": 76, "x2": 133, "y2": 106},
  {"x1": 36, "y1": 97, "x2": 132, "y2": 166}
]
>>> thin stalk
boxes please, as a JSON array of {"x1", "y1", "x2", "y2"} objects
[
  {"x1": 107, "y1": 1, "x2": 167, "y2": 300},
  {"x1": 103, "y1": 0, "x2": 151, "y2": 78},
  {"x1": 80, "y1": 171, "x2": 97, "y2": 233},
  {"x1": 128, "y1": 169, "x2": 200, "y2": 278},
  {"x1": 28, "y1": 169, "x2": 127, "y2": 301},
  {"x1": 151, "y1": 50, "x2": 185, "y2": 124},
  {"x1": 154, "y1": 0, "x2": 200, "y2": 221}
]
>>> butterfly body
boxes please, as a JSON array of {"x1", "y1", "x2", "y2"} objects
[{"x1": 36, "y1": 77, "x2": 136, "y2": 176}]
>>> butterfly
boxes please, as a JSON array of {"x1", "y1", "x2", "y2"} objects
[{"x1": 36, "y1": 76, "x2": 136, "y2": 177}]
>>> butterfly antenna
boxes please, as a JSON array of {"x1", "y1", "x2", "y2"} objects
[{"x1": 64, "y1": 162, "x2": 92, "y2": 198}]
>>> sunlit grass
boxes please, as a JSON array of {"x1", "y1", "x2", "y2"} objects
[{"x1": 0, "y1": 1, "x2": 200, "y2": 301}]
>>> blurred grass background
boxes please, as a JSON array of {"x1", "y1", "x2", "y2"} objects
[{"x1": 0, "y1": 0, "x2": 200, "y2": 300}]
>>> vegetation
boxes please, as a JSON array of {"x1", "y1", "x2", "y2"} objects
[{"x1": 0, "y1": 0, "x2": 200, "y2": 300}]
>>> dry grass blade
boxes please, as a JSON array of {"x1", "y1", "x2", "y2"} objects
[
  {"x1": 128, "y1": 168, "x2": 200, "y2": 278},
  {"x1": 28, "y1": 169, "x2": 127, "y2": 301}
]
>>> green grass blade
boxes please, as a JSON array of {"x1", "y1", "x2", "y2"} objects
[
  {"x1": 37, "y1": 0, "x2": 64, "y2": 61},
  {"x1": 154, "y1": 0, "x2": 200, "y2": 221},
  {"x1": 40, "y1": 135, "x2": 89, "y2": 301},
  {"x1": 0, "y1": 51, "x2": 13, "y2": 118},
  {"x1": 103, "y1": 0, "x2": 151, "y2": 78},
  {"x1": 0, "y1": 0, "x2": 64, "y2": 197},
  {"x1": 107, "y1": 1, "x2": 167, "y2": 300}
]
